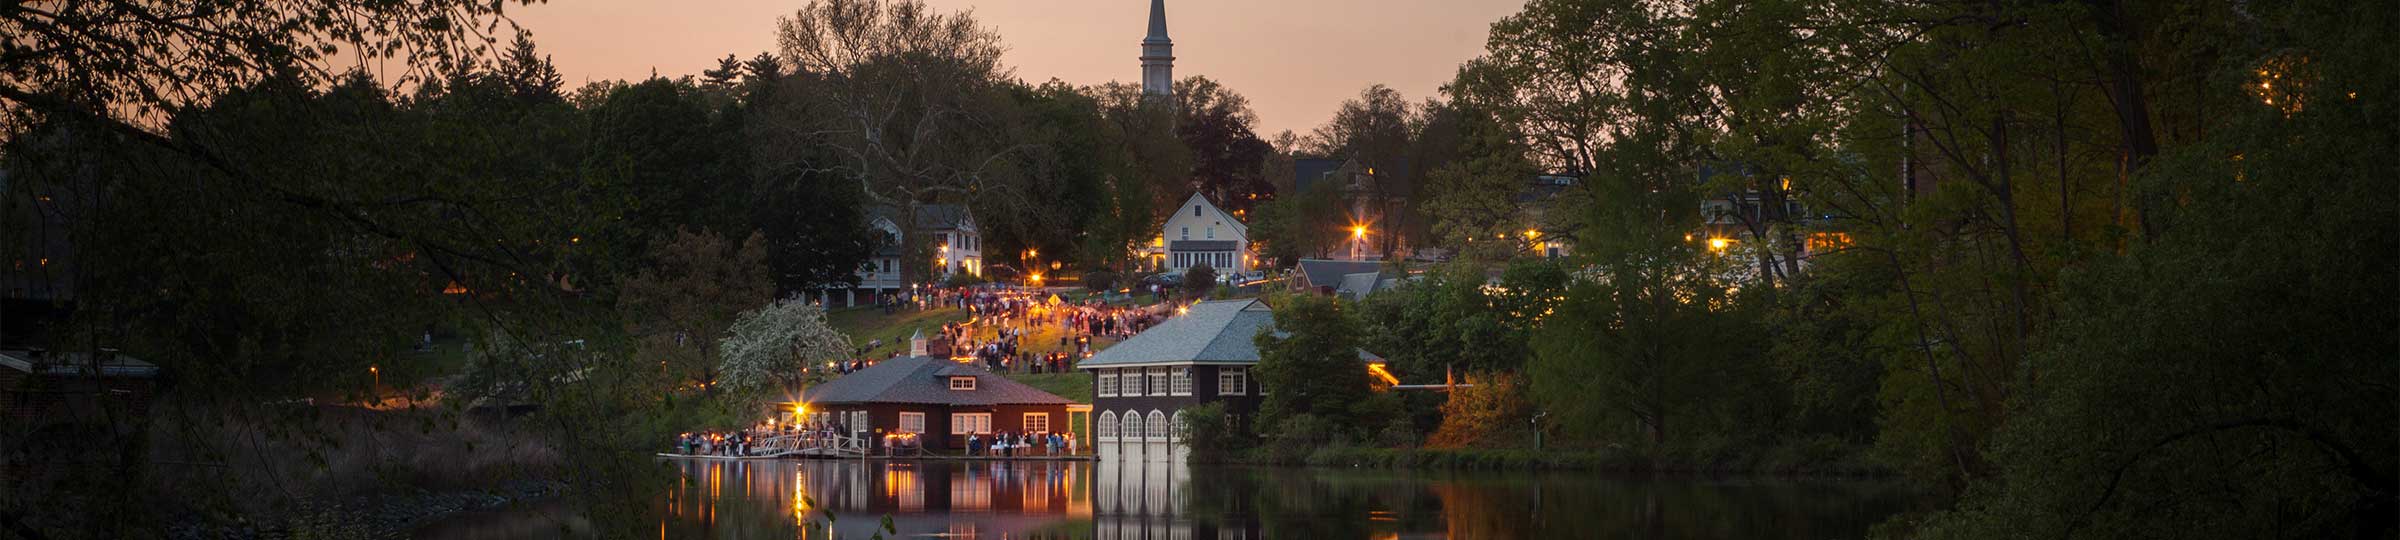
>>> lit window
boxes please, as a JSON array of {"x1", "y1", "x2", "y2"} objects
[
  {"x1": 1218, "y1": 367, "x2": 1246, "y2": 396},
  {"x1": 948, "y1": 376, "x2": 976, "y2": 390},
  {"x1": 899, "y1": 412, "x2": 925, "y2": 434},
  {"x1": 951, "y1": 413, "x2": 991, "y2": 434},
  {"x1": 1023, "y1": 412, "x2": 1049, "y2": 433}
]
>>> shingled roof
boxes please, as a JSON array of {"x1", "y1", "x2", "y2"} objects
[
  {"x1": 1080, "y1": 298, "x2": 1381, "y2": 369},
  {"x1": 1294, "y1": 259, "x2": 1384, "y2": 290},
  {"x1": 802, "y1": 356, "x2": 1072, "y2": 406}
]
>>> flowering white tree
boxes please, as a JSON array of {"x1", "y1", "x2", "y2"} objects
[{"x1": 719, "y1": 297, "x2": 853, "y2": 394}]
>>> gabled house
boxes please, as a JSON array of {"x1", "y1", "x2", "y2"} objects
[
  {"x1": 801, "y1": 356, "x2": 1074, "y2": 452},
  {"x1": 1080, "y1": 298, "x2": 1385, "y2": 461},
  {"x1": 819, "y1": 204, "x2": 984, "y2": 307},
  {"x1": 1161, "y1": 192, "x2": 1250, "y2": 276},
  {"x1": 1288, "y1": 258, "x2": 1384, "y2": 296}
]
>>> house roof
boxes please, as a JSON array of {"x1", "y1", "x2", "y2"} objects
[
  {"x1": 802, "y1": 356, "x2": 1072, "y2": 406},
  {"x1": 868, "y1": 204, "x2": 975, "y2": 232},
  {"x1": 0, "y1": 350, "x2": 160, "y2": 377},
  {"x1": 1294, "y1": 259, "x2": 1384, "y2": 289},
  {"x1": 1292, "y1": 158, "x2": 1342, "y2": 192},
  {"x1": 1079, "y1": 298, "x2": 1381, "y2": 369},
  {"x1": 1176, "y1": 192, "x2": 1248, "y2": 238},
  {"x1": 1168, "y1": 240, "x2": 1238, "y2": 252}
]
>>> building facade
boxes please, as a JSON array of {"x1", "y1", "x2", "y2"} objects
[
  {"x1": 819, "y1": 204, "x2": 982, "y2": 307},
  {"x1": 1161, "y1": 192, "x2": 1249, "y2": 276},
  {"x1": 801, "y1": 356, "x2": 1073, "y2": 452},
  {"x1": 1080, "y1": 299, "x2": 1383, "y2": 462}
]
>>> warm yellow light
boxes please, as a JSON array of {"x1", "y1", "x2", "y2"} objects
[
  {"x1": 1351, "y1": 225, "x2": 1368, "y2": 239},
  {"x1": 1029, "y1": 273, "x2": 1044, "y2": 282},
  {"x1": 1365, "y1": 363, "x2": 1400, "y2": 387},
  {"x1": 1708, "y1": 238, "x2": 1733, "y2": 252},
  {"x1": 1523, "y1": 229, "x2": 1540, "y2": 239}
]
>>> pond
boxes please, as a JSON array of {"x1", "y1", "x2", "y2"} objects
[{"x1": 424, "y1": 457, "x2": 1917, "y2": 539}]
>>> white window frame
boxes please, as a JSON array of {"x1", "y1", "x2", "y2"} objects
[
  {"x1": 1219, "y1": 367, "x2": 1247, "y2": 396},
  {"x1": 1023, "y1": 412, "x2": 1050, "y2": 433},
  {"x1": 1149, "y1": 368, "x2": 1168, "y2": 397},
  {"x1": 1170, "y1": 367, "x2": 1191, "y2": 396},
  {"x1": 948, "y1": 376, "x2": 977, "y2": 391},
  {"x1": 1126, "y1": 369, "x2": 1144, "y2": 396},
  {"x1": 1098, "y1": 372, "x2": 1118, "y2": 397},
  {"x1": 951, "y1": 412, "x2": 991, "y2": 435},
  {"x1": 1098, "y1": 411, "x2": 1118, "y2": 440},
  {"x1": 1146, "y1": 410, "x2": 1168, "y2": 440},
  {"x1": 898, "y1": 412, "x2": 925, "y2": 434},
  {"x1": 1121, "y1": 410, "x2": 1143, "y2": 442}
]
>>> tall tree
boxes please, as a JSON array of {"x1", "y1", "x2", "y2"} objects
[
  {"x1": 1174, "y1": 76, "x2": 1275, "y2": 212},
  {"x1": 616, "y1": 229, "x2": 775, "y2": 392},
  {"x1": 1253, "y1": 294, "x2": 1374, "y2": 432},
  {"x1": 773, "y1": 0, "x2": 1018, "y2": 288}
]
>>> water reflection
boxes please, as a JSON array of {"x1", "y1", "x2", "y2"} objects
[{"x1": 619, "y1": 458, "x2": 1913, "y2": 539}]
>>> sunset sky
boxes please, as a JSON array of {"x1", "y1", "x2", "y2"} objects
[{"x1": 507, "y1": 0, "x2": 1528, "y2": 137}]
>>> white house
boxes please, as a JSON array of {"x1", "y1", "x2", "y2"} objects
[
  {"x1": 820, "y1": 204, "x2": 982, "y2": 307},
  {"x1": 1161, "y1": 192, "x2": 1248, "y2": 275}
]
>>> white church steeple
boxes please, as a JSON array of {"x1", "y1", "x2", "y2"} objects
[{"x1": 1140, "y1": 0, "x2": 1174, "y2": 96}]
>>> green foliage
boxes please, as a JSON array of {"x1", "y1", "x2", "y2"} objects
[
  {"x1": 1173, "y1": 402, "x2": 1243, "y2": 463},
  {"x1": 1249, "y1": 179, "x2": 1346, "y2": 263},
  {"x1": 1253, "y1": 294, "x2": 1374, "y2": 431},
  {"x1": 1181, "y1": 263, "x2": 1218, "y2": 300},
  {"x1": 615, "y1": 229, "x2": 776, "y2": 390},
  {"x1": 1359, "y1": 262, "x2": 1535, "y2": 378}
]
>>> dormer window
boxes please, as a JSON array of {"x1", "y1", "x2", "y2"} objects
[{"x1": 948, "y1": 376, "x2": 976, "y2": 390}]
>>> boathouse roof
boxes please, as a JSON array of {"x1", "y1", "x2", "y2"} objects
[
  {"x1": 802, "y1": 356, "x2": 1072, "y2": 406},
  {"x1": 1079, "y1": 298, "x2": 1381, "y2": 369}
]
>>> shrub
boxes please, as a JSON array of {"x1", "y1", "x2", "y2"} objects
[{"x1": 1082, "y1": 270, "x2": 1121, "y2": 292}]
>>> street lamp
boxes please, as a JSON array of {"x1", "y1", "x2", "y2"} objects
[
  {"x1": 1351, "y1": 225, "x2": 1367, "y2": 239},
  {"x1": 369, "y1": 365, "x2": 380, "y2": 392}
]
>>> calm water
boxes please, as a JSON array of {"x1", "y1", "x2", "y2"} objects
[{"x1": 424, "y1": 457, "x2": 1916, "y2": 539}]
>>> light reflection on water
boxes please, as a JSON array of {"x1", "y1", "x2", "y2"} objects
[{"x1": 432, "y1": 457, "x2": 1916, "y2": 539}]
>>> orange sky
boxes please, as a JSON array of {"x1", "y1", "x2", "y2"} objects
[{"x1": 506, "y1": 0, "x2": 1528, "y2": 136}]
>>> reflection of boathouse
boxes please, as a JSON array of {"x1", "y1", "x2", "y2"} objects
[{"x1": 1079, "y1": 298, "x2": 1384, "y2": 460}]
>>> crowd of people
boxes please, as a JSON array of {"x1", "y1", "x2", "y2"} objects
[
  {"x1": 673, "y1": 420, "x2": 852, "y2": 457},
  {"x1": 923, "y1": 286, "x2": 1162, "y2": 374},
  {"x1": 965, "y1": 431, "x2": 1076, "y2": 457}
]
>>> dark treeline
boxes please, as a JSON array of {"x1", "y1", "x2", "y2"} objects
[
  {"x1": 1, "y1": 0, "x2": 2394, "y2": 539},
  {"x1": 1205, "y1": 1, "x2": 2396, "y2": 540}
]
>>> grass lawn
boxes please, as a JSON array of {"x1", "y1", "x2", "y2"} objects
[
  {"x1": 827, "y1": 306, "x2": 972, "y2": 358},
  {"x1": 1006, "y1": 372, "x2": 1092, "y2": 403}
]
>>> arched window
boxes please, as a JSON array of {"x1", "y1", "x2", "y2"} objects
[
  {"x1": 1170, "y1": 410, "x2": 1186, "y2": 442},
  {"x1": 1098, "y1": 411, "x2": 1118, "y2": 440},
  {"x1": 1122, "y1": 411, "x2": 1144, "y2": 442},
  {"x1": 1147, "y1": 410, "x2": 1168, "y2": 439}
]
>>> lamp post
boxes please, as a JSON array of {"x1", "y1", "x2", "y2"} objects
[
  {"x1": 369, "y1": 365, "x2": 380, "y2": 395},
  {"x1": 1531, "y1": 411, "x2": 1547, "y2": 451}
]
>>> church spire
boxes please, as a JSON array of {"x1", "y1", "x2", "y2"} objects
[{"x1": 1140, "y1": 0, "x2": 1174, "y2": 96}]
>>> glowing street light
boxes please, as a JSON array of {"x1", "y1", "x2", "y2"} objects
[
  {"x1": 1351, "y1": 225, "x2": 1368, "y2": 239},
  {"x1": 1708, "y1": 237, "x2": 1733, "y2": 252}
]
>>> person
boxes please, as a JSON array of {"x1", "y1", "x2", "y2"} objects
[
  {"x1": 1065, "y1": 432, "x2": 1078, "y2": 455},
  {"x1": 967, "y1": 433, "x2": 981, "y2": 455}
]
